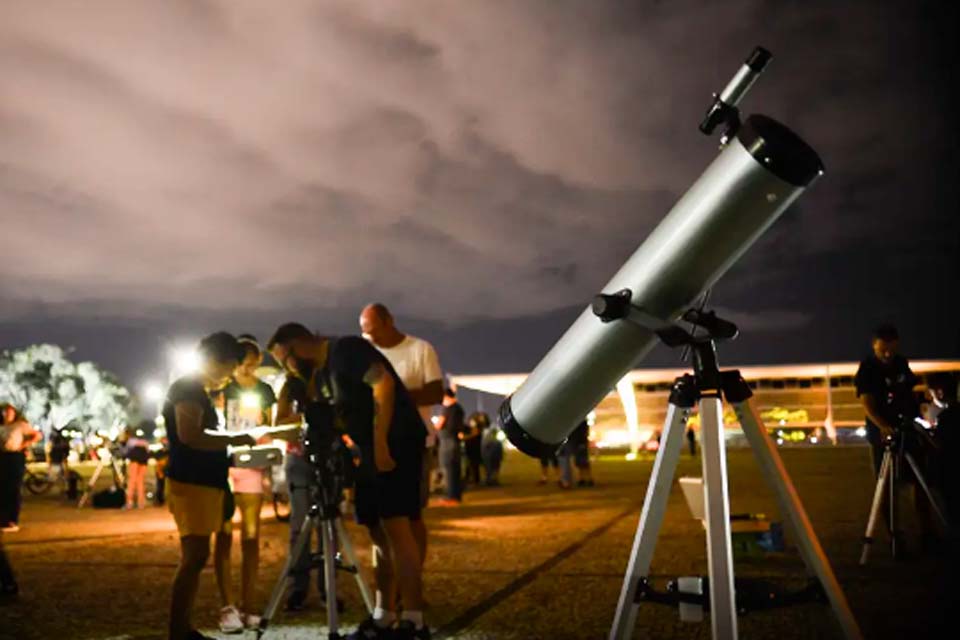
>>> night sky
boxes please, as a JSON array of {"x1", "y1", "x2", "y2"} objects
[{"x1": 1, "y1": 1, "x2": 958, "y2": 390}]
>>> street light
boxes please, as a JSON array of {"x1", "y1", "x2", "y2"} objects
[
  {"x1": 169, "y1": 344, "x2": 200, "y2": 382},
  {"x1": 142, "y1": 381, "x2": 164, "y2": 418}
]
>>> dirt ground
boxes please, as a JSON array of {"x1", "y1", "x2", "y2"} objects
[{"x1": 0, "y1": 447, "x2": 954, "y2": 640}]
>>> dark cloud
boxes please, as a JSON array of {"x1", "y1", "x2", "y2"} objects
[{"x1": 0, "y1": 0, "x2": 957, "y2": 386}]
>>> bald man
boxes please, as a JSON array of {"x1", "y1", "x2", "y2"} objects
[{"x1": 360, "y1": 304, "x2": 443, "y2": 566}]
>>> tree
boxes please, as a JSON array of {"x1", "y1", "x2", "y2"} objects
[{"x1": 0, "y1": 344, "x2": 133, "y2": 435}]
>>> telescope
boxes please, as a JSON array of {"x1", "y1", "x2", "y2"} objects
[{"x1": 500, "y1": 47, "x2": 824, "y2": 457}]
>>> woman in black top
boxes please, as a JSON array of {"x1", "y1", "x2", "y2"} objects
[{"x1": 164, "y1": 332, "x2": 254, "y2": 640}]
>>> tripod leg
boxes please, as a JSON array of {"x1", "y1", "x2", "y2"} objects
[
  {"x1": 860, "y1": 450, "x2": 892, "y2": 565},
  {"x1": 258, "y1": 512, "x2": 316, "y2": 639},
  {"x1": 322, "y1": 519, "x2": 340, "y2": 637},
  {"x1": 903, "y1": 452, "x2": 950, "y2": 530},
  {"x1": 698, "y1": 395, "x2": 738, "y2": 640},
  {"x1": 889, "y1": 450, "x2": 898, "y2": 559},
  {"x1": 77, "y1": 460, "x2": 105, "y2": 508},
  {"x1": 336, "y1": 518, "x2": 374, "y2": 613},
  {"x1": 733, "y1": 398, "x2": 863, "y2": 640},
  {"x1": 609, "y1": 383, "x2": 694, "y2": 640}
]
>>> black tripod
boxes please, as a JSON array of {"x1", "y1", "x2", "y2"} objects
[
  {"x1": 258, "y1": 453, "x2": 372, "y2": 639},
  {"x1": 859, "y1": 427, "x2": 950, "y2": 564}
]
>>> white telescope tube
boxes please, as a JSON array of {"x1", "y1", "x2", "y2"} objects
[{"x1": 501, "y1": 114, "x2": 823, "y2": 456}]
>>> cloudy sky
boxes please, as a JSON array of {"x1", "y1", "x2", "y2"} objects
[{"x1": 1, "y1": 0, "x2": 957, "y2": 388}]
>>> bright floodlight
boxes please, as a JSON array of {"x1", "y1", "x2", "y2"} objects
[
  {"x1": 142, "y1": 382, "x2": 164, "y2": 402},
  {"x1": 170, "y1": 345, "x2": 201, "y2": 376}
]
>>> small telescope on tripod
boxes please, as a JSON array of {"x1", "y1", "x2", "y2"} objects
[{"x1": 499, "y1": 47, "x2": 864, "y2": 640}]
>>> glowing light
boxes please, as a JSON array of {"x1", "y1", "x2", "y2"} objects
[
  {"x1": 625, "y1": 451, "x2": 638, "y2": 461},
  {"x1": 142, "y1": 382, "x2": 164, "y2": 402},
  {"x1": 854, "y1": 427, "x2": 867, "y2": 438},
  {"x1": 241, "y1": 392, "x2": 261, "y2": 410},
  {"x1": 135, "y1": 430, "x2": 144, "y2": 437},
  {"x1": 170, "y1": 345, "x2": 201, "y2": 376},
  {"x1": 810, "y1": 436, "x2": 819, "y2": 444},
  {"x1": 776, "y1": 438, "x2": 784, "y2": 445}
]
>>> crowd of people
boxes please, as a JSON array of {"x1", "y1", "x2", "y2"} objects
[{"x1": 2, "y1": 317, "x2": 958, "y2": 640}]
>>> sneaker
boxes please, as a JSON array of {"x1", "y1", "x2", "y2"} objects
[
  {"x1": 347, "y1": 615, "x2": 394, "y2": 640},
  {"x1": 219, "y1": 605, "x2": 245, "y2": 634},
  {"x1": 285, "y1": 589, "x2": 308, "y2": 612},
  {"x1": 0, "y1": 523, "x2": 20, "y2": 533},
  {"x1": 394, "y1": 620, "x2": 431, "y2": 639},
  {"x1": 243, "y1": 612, "x2": 261, "y2": 629}
]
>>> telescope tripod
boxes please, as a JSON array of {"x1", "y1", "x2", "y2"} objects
[
  {"x1": 601, "y1": 306, "x2": 861, "y2": 640},
  {"x1": 859, "y1": 432, "x2": 949, "y2": 565},
  {"x1": 258, "y1": 492, "x2": 372, "y2": 639}
]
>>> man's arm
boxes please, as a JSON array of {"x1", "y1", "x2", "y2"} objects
[
  {"x1": 861, "y1": 394, "x2": 896, "y2": 438},
  {"x1": 365, "y1": 362, "x2": 396, "y2": 471},
  {"x1": 175, "y1": 402, "x2": 253, "y2": 450},
  {"x1": 407, "y1": 380, "x2": 444, "y2": 407}
]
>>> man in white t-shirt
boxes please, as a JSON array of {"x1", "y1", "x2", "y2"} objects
[{"x1": 359, "y1": 303, "x2": 443, "y2": 568}]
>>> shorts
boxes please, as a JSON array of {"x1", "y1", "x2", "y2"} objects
[
  {"x1": 354, "y1": 446, "x2": 423, "y2": 527},
  {"x1": 167, "y1": 478, "x2": 226, "y2": 537},
  {"x1": 220, "y1": 491, "x2": 263, "y2": 540}
]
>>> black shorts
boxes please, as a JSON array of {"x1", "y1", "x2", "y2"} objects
[{"x1": 354, "y1": 445, "x2": 423, "y2": 527}]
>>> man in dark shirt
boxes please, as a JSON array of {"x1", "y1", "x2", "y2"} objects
[
  {"x1": 854, "y1": 324, "x2": 919, "y2": 475},
  {"x1": 435, "y1": 388, "x2": 464, "y2": 504},
  {"x1": 268, "y1": 323, "x2": 429, "y2": 640}
]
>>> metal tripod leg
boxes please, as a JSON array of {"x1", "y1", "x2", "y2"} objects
[
  {"x1": 336, "y1": 518, "x2": 374, "y2": 613},
  {"x1": 860, "y1": 449, "x2": 892, "y2": 565},
  {"x1": 609, "y1": 387, "x2": 694, "y2": 640},
  {"x1": 77, "y1": 459, "x2": 106, "y2": 508},
  {"x1": 321, "y1": 518, "x2": 340, "y2": 638},
  {"x1": 699, "y1": 395, "x2": 738, "y2": 640},
  {"x1": 734, "y1": 398, "x2": 863, "y2": 640},
  {"x1": 902, "y1": 451, "x2": 950, "y2": 530},
  {"x1": 258, "y1": 510, "x2": 316, "y2": 639}
]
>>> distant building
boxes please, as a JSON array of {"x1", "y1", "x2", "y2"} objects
[{"x1": 451, "y1": 361, "x2": 960, "y2": 453}]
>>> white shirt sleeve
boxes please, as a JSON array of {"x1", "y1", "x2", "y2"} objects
[{"x1": 421, "y1": 340, "x2": 443, "y2": 385}]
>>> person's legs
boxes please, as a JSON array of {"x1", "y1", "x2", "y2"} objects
[
  {"x1": 367, "y1": 521, "x2": 397, "y2": 626},
  {"x1": 438, "y1": 442, "x2": 458, "y2": 501},
  {"x1": 557, "y1": 446, "x2": 573, "y2": 489},
  {"x1": 136, "y1": 463, "x2": 148, "y2": 507},
  {"x1": 9, "y1": 453, "x2": 25, "y2": 524},
  {"x1": 381, "y1": 516, "x2": 424, "y2": 616},
  {"x1": 214, "y1": 528, "x2": 233, "y2": 608},
  {"x1": 236, "y1": 492, "x2": 263, "y2": 615},
  {"x1": 169, "y1": 535, "x2": 211, "y2": 640}
]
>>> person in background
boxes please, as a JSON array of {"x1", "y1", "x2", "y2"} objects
[
  {"x1": 154, "y1": 436, "x2": 169, "y2": 506},
  {"x1": 480, "y1": 415, "x2": 503, "y2": 486},
  {"x1": 0, "y1": 404, "x2": 40, "y2": 532},
  {"x1": 435, "y1": 388, "x2": 463, "y2": 506},
  {"x1": 214, "y1": 336, "x2": 277, "y2": 632},
  {"x1": 359, "y1": 303, "x2": 443, "y2": 569},
  {"x1": 47, "y1": 427, "x2": 71, "y2": 493},
  {"x1": 461, "y1": 413, "x2": 484, "y2": 487},
  {"x1": 538, "y1": 452, "x2": 559, "y2": 486},
  {"x1": 164, "y1": 332, "x2": 255, "y2": 640},
  {"x1": 557, "y1": 421, "x2": 593, "y2": 489},
  {"x1": 686, "y1": 426, "x2": 697, "y2": 457},
  {"x1": 123, "y1": 425, "x2": 151, "y2": 509},
  {"x1": 927, "y1": 373, "x2": 958, "y2": 536}
]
